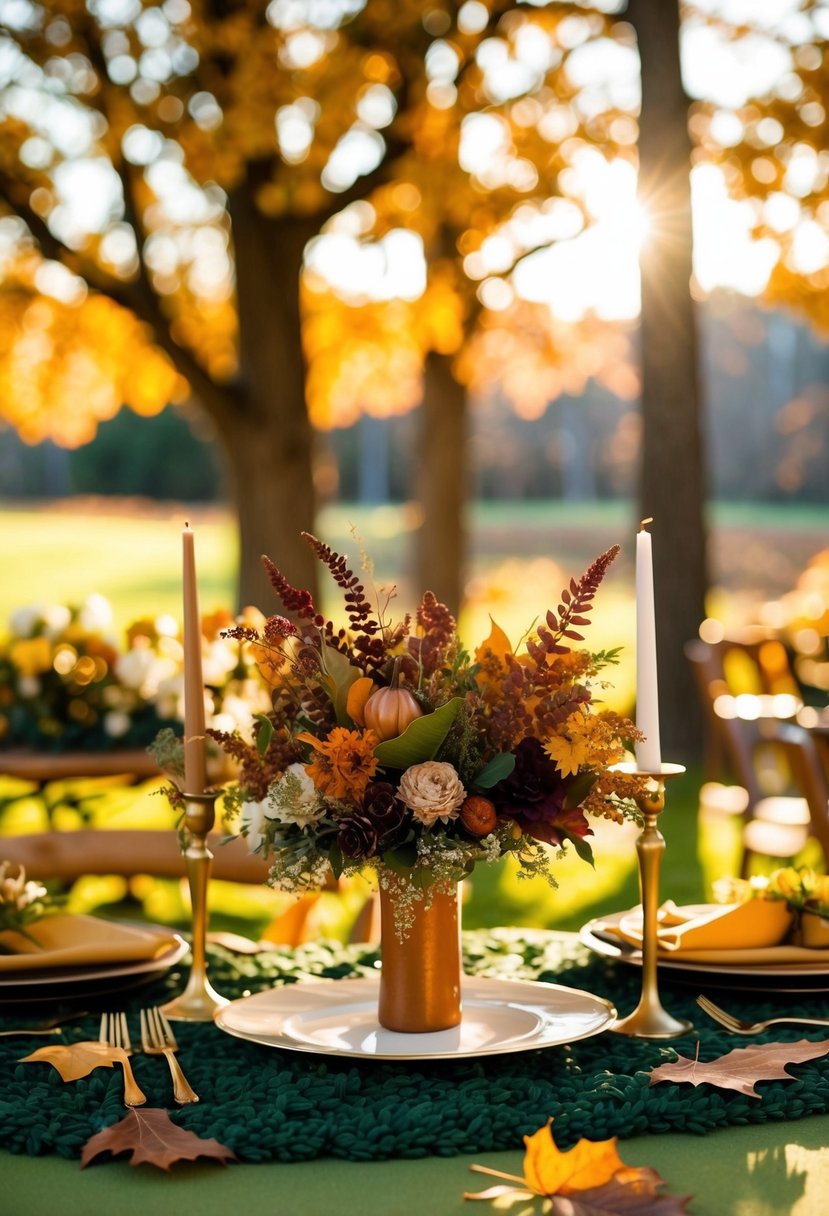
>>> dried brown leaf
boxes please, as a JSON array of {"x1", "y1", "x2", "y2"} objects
[
  {"x1": 649, "y1": 1037, "x2": 829, "y2": 1098},
  {"x1": 554, "y1": 1171, "x2": 693, "y2": 1215},
  {"x1": 80, "y1": 1107, "x2": 236, "y2": 1171},
  {"x1": 20, "y1": 1040, "x2": 124, "y2": 1082}
]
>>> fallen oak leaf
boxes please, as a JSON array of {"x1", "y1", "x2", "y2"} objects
[
  {"x1": 649, "y1": 1037, "x2": 829, "y2": 1098},
  {"x1": 19, "y1": 1040, "x2": 124, "y2": 1082},
  {"x1": 465, "y1": 1121, "x2": 691, "y2": 1212},
  {"x1": 81, "y1": 1107, "x2": 236, "y2": 1171}
]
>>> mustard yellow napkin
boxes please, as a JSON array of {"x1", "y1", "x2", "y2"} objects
[
  {"x1": 594, "y1": 899, "x2": 829, "y2": 964},
  {"x1": 0, "y1": 915, "x2": 180, "y2": 972}
]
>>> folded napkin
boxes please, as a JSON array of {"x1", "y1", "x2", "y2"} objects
[
  {"x1": 0, "y1": 915, "x2": 180, "y2": 973},
  {"x1": 594, "y1": 899, "x2": 829, "y2": 964}
]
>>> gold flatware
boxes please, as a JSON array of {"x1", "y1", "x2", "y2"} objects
[
  {"x1": 0, "y1": 1027, "x2": 63, "y2": 1038},
  {"x1": 98, "y1": 1012, "x2": 146, "y2": 1106},
  {"x1": 140, "y1": 1007, "x2": 199, "y2": 1104},
  {"x1": 696, "y1": 995, "x2": 829, "y2": 1035},
  {"x1": 0, "y1": 1010, "x2": 90, "y2": 1037}
]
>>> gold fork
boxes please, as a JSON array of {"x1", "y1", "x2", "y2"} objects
[
  {"x1": 696, "y1": 994, "x2": 829, "y2": 1035},
  {"x1": 140, "y1": 1007, "x2": 199, "y2": 1105},
  {"x1": 98, "y1": 1012, "x2": 146, "y2": 1107}
]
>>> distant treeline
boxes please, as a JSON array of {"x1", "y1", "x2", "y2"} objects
[{"x1": 1, "y1": 297, "x2": 827, "y2": 506}]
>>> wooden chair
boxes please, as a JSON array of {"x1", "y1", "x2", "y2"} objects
[{"x1": 686, "y1": 636, "x2": 829, "y2": 875}]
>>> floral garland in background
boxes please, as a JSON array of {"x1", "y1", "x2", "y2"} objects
[{"x1": 0, "y1": 596, "x2": 271, "y2": 754}]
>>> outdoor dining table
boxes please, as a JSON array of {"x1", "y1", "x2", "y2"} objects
[{"x1": 4, "y1": 928, "x2": 829, "y2": 1216}]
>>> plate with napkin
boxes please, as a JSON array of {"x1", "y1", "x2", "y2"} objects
[
  {"x1": 581, "y1": 900, "x2": 829, "y2": 991},
  {"x1": 0, "y1": 915, "x2": 187, "y2": 999}
]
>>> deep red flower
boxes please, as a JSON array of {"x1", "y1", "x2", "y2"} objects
[{"x1": 492, "y1": 737, "x2": 592, "y2": 847}]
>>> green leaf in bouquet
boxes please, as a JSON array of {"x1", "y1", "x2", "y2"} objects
[
  {"x1": 328, "y1": 839, "x2": 344, "y2": 880},
  {"x1": 373, "y1": 697, "x2": 464, "y2": 769},
  {"x1": 563, "y1": 769, "x2": 599, "y2": 809},
  {"x1": 472, "y1": 752, "x2": 516, "y2": 789},
  {"x1": 253, "y1": 713, "x2": 274, "y2": 757},
  {"x1": 317, "y1": 644, "x2": 361, "y2": 726},
  {"x1": 382, "y1": 842, "x2": 419, "y2": 873},
  {"x1": 561, "y1": 830, "x2": 595, "y2": 867}
]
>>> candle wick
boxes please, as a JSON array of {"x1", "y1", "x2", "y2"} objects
[{"x1": 639, "y1": 517, "x2": 654, "y2": 531}]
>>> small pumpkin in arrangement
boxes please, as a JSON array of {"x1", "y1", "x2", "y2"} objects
[{"x1": 347, "y1": 660, "x2": 423, "y2": 741}]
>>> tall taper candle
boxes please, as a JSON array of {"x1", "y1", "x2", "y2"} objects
[
  {"x1": 635, "y1": 519, "x2": 662, "y2": 771},
  {"x1": 182, "y1": 523, "x2": 207, "y2": 794}
]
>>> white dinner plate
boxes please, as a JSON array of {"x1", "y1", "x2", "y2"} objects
[
  {"x1": 581, "y1": 911, "x2": 829, "y2": 993},
  {"x1": 214, "y1": 975, "x2": 616, "y2": 1060},
  {"x1": 0, "y1": 926, "x2": 188, "y2": 1003}
]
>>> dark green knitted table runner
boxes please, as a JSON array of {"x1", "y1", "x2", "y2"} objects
[{"x1": 3, "y1": 930, "x2": 829, "y2": 1163}]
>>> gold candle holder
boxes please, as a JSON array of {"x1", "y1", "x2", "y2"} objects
[
  {"x1": 162, "y1": 791, "x2": 230, "y2": 1022},
  {"x1": 610, "y1": 762, "x2": 693, "y2": 1039}
]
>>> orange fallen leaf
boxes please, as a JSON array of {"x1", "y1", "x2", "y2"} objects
[
  {"x1": 649, "y1": 1037, "x2": 829, "y2": 1098},
  {"x1": 523, "y1": 1121, "x2": 625, "y2": 1195},
  {"x1": 20, "y1": 1040, "x2": 124, "y2": 1082},
  {"x1": 81, "y1": 1107, "x2": 236, "y2": 1170},
  {"x1": 465, "y1": 1121, "x2": 691, "y2": 1212}
]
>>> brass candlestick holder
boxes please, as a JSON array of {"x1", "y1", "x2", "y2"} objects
[
  {"x1": 611, "y1": 762, "x2": 693, "y2": 1039},
  {"x1": 162, "y1": 791, "x2": 230, "y2": 1022}
]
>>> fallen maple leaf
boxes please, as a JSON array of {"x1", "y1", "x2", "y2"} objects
[
  {"x1": 20, "y1": 1040, "x2": 124, "y2": 1082},
  {"x1": 649, "y1": 1037, "x2": 829, "y2": 1098},
  {"x1": 81, "y1": 1107, "x2": 236, "y2": 1171},
  {"x1": 465, "y1": 1121, "x2": 691, "y2": 1213}
]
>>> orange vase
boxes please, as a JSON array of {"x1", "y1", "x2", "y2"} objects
[{"x1": 378, "y1": 882, "x2": 462, "y2": 1033}]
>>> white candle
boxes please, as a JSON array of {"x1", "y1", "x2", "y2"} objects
[
  {"x1": 182, "y1": 523, "x2": 207, "y2": 794},
  {"x1": 635, "y1": 519, "x2": 661, "y2": 772}
]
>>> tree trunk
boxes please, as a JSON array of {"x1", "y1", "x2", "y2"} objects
[
  {"x1": 628, "y1": 0, "x2": 708, "y2": 762},
  {"x1": 414, "y1": 351, "x2": 468, "y2": 614},
  {"x1": 223, "y1": 191, "x2": 320, "y2": 609}
]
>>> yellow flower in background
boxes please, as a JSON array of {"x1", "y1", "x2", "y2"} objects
[
  {"x1": 10, "y1": 636, "x2": 52, "y2": 677},
  {"x1": 811, "y1": 875, "x2": 829, "y2": 906},
  {"x1": 769, "y1": 866, "x2": 805, "y2": 900}
]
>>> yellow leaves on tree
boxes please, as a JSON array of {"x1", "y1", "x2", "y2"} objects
[{"x1": 0, "y1": 291, "x2": 185, "y2": 447}]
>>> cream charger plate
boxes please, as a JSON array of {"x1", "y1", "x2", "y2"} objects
[
  {"x1": 214, "y1": 975, "x2": 616, "y2": 1060},
  {"x1": 581, "y1": 910, "x2": 829, "y2": 992}
]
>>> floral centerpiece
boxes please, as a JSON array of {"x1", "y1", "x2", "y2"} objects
[{"x1": 213, "y1": 534, "x2": 644, "y2": 1032}]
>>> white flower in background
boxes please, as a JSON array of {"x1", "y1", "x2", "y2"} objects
[
  {"x1": 8, "y1": 604, "x2": 47, "y2": 638},
  {"x1": 202, "y1": 639, "x2": 238, "y2": 685},
  {"x1": 78, "y1": 593, "x2": 114, "y2": 634},
  {"x1": 239, "y1": 798, "x2": 271, "y2": 852},
  {"x1": 155, "y1": 671, "x2": 185, "y2": 721},
  {"x1": 211, "y1": 683, "x2": 272, "y2": 738},
  {"x1": 116, "y1": 649, "x2": 177, "y2": 697},
  {"x1": 103, "y1": 710, "x2": 131, "y2": 738},
  {"x1": 154, "y1": 614, "x2": 179, "y2": 638},
  {"x1": 397, "y1": 761, "x2": 466, "y2": 827},
  {"x1": 268, "y1": 763, "x2": 325, "y2": 828},
  {"x1": 16, "y1": 675, "x2": 41, "y2": 698},
  {"x1": 41, "y1": 604, "x2": 72, "y2": 638},
  {"x1": 0, "y1": 861, "x2": 46, "y2": 911}
]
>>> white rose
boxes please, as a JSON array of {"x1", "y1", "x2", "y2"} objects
[
  {"x1": 397, "y1": 761, "x2": 466, "y2": 827},
  {"x1": 41, "y1": 604, "x2": 72, "y2": 638},
  {"x1": 268, "y1": 763, "x2": 325, "y2": 828},
  {"x1": 239, "y1": 798, "x2": 271, "y2": 853}
]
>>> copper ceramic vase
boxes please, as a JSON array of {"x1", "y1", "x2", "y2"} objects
[{"x1": 378, "y1": 882, "x2": 462, "y2": 1033}]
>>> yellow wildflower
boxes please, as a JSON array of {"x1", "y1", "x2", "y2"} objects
[{"x1": 544, "y1": 713, "x2": 594, "y2": 777}]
